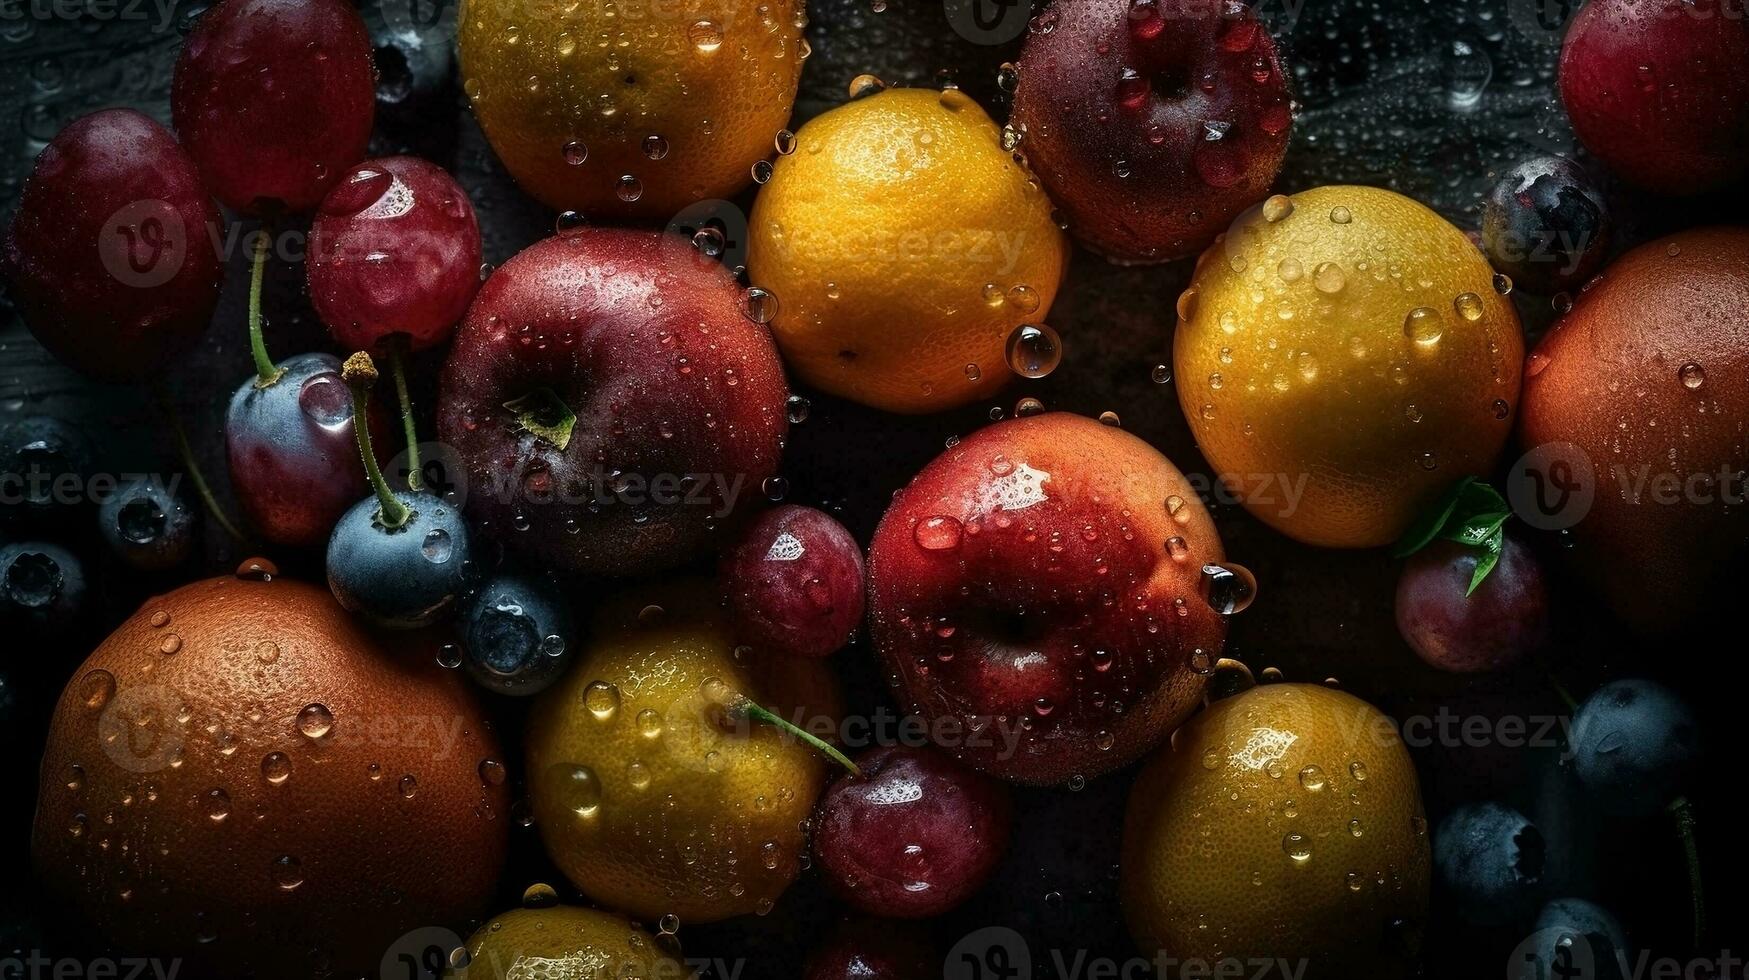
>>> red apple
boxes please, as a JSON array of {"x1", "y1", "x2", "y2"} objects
[
  {"x1": 1009, "y1": 0, "x2": 1292, "y2": 263},
  {"x1": 1, "y1": 109, "x2": 221, "y2": 382},
  {"x1": 1559, "y1": 0, "x2": 1749, "y2": 195},
  {"x1": 437, "y1": 229, "x2": 788, "y2": 577},
  {"x1": 867, "y1": 412, "x2": 1227, "y2": 785}
]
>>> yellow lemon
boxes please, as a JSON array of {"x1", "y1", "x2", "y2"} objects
[
  {"x1": 1173, "y1": 186, "x2": 1523, "y2": 547},
  {"x1": 457, "y1": 0, "x2": 804, "y2": 218},
  {"x1": 447, "y1": 905, "x2": 681, "y2": 980},
  {"x1": 525, "y1": 583, "x2": 841, "y2": 923},
  {"x1": 748, "y1": 87, "x2": 1069, "y2": 414},
  {"x1": 1122, "y1": 683, "x2": 1431, "y2": 979}
]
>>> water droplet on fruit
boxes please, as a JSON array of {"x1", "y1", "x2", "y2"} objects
[
  {"x1": 296, "y1": 703, "x2": 334, "y2": 739},
  {"x1": 1261, "y1": 194, "x2": 1293, "y2": 222},
  {"x1": 421, "y1": 528, "x2": 453, "y2": 564},
  {"x1": 398, "y1": 774, "x2": 418, "y2": 798},
  {"x1": 521, "y1": 882, "x2": 558, "y2": 908},
  {"x1": 81, "y1": 670, "x2": 115, "y2": 711},
  {"x1": 271, "y1": 855, "x2": 303, "y2": 891},
  {"x1": 615, "y1": 175, "x2": 643, "y2": 202},
  {"x1": 554, "y1": 764, "x2": 602, "y2": 818},
  {"x1": 478, "y1": 759, "x2": 507, "y2": 786},
  {"x1": 689, "y1": 19, "x2": 723, "y2": 52},
  {"x1": 1453, "y1": 292, "x2": 1485, "y2": 321},
  {"x1": 1201, "y1": 562, "x2": 1257, "y2": 614},
  {"x1": 1403, "y1": 307, "x2": 1443, "y2": 347},
  {"x1": 1313, "y1": 262, "x2": 1345, "y2": 294},
  {"x1": 914, "y1": 515, "x2": 964, "y2": 552},
  {"x1": 1282, "y1": 832, "x2": 1313, "y2": 863},
  {"x1": 297, "y1": 372, "x2": 353, "y2": 428},
  {"x1": 562, "y1": 141, "x2": 587, "y2": 166},
  {"x1": 774, "y1": 129, "x2": 797, "y2": 155},
  {"x1": 1006, "y1": 323, "x2": 1061, "y2": 379},
  {"x1": 742, "y1": 287, "x2": 779, "y2": 324},
  {"x1": 1492, "y1": 272, "x2": 1514, "y2": 295},
  {"x1": 584, "y1": 681, "x2": 621, "y2": 720},
  {"x1": 1329, "y1": 205, "x2": 1352, "y2": 224},
  {"x1": 235, "y1": 557, "x2": 277, "y2": 581},
  {"x1": 786, "y1": 395, "x2": 811, "y2": 423},
  {"x1": 555, "y1": 210, "x2": 586, "y2": 236},
  {"x1": 848, "y1": 73, "x2": 885, "y2": 99},
  {"x1": 1298, "y1": 765, "x2": 1326, "y2": 791},
  {"x1": 1679, "y1": 362, "x2": 1706, "y2": 389},
  {"x1": 205, "y1": 788, "x2": 232, "y2": 822},
  {"x1": 261, "y1": 752, "x2": 292, "y2": 785}
]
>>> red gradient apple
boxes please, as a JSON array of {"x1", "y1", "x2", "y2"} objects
[
  {"x1": 720, "y1": 504, "x2": 866, "y2": 659},
  {"x1": 437, "y1": 229, "x2": 788, "y2": 578},
  {"x1": 1559, "y1": 0, "x2": 1749, "y2": 195},
  {"x1": 867, "y1": 412, "x2": 1228, "y2": 785},
  {"x1": 1009, "y1": 0, "x2": 1292, "y2": 263},
  {"x1": 1, "y1": 109, "x2": 222, "y2": 382}
]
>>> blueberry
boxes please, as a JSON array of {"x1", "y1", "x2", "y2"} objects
[
  {"x1": 1569, "y1": 679, "x2": 1699, "y2": 818},
  {"x1": 98, "y1": 478, "x2": 196, "y2": 571},
  {"x1": 1480, "y1": 155, "x2": 1612, "y2": 295},
  {"x1": 326, "y1": 490, "x2": 471, "y2": 629},
  {"x1": 0, "y1": 541, "x2": 86, "y2": 632},
  {"x1": 460, "y1": 569, "x2": 576, "y2": 696},
  {"x1": 1510, "y1": 898, "x2": 1629, "y2": 980},
  {"x1": 1433, "y1": 802, "x2": 1545, "y2": 926},
  {"x1": 0, "y1": 416, "x2": 93, "y2": 525}
]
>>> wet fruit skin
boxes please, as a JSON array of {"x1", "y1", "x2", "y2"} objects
[
  {"x1": 326, "y1": 490, "x2": 473, "y2": 629},
  {"x1": 1, "y1": 109, "x2": 221, "y2": 382},
  {"x1": 747, "y1": 87, "x2": 1069, "y2": 414},
  {"x1": 1569, "y1": 679, "x2": 1699, "y2": 819},
  {"x1": 1559, "y1": 0, "x2": 1749, "y2": 195},
  {"x1": 1432, "y1": 802, "x2": 1544, "y2": 927},
  {"x1": 0, "y1": 415, "x2": 94, "y2": 528},
  {"x1": 1479, "y1": 155, "x2": 1613, "y2": 296},
  {"x1": 1175, "y1": 185, "x2": 1524, "y2": 548},
  {"x1": 1394, "y1": 535, "x2": 1549, "y2": 673},
  {"x1": 446, "y1": 905, "x2": 683, "y2": 980},
  {"x1": 868, "y1": 412, "x2": 1226, "y2": 786},
  {"x1": 32, "y1": 574, "x2": 509, "y2": 980},
  {"x1": 525, "y1": 582, "x2": 841, "y2": 923},
  {"x1": 437, "y1": 229, "x2": 788, "y2": 578},
  {"x1": 0, "y1": 542, "x2": 87, "y2": 633},
  {"x1": 459, "y1": 568, "x2": 577, "y2": 696},
  {"x1": 456, "y1": 0, "x2": 803, "y2": 219},
  {"x1": 1516, "y1": 227, "x2": 1749, "y2": 633},
  {"x1": 172, "y1": 0, "x2": 375, "y2": 215},
  {"x1": 803, "y1": 918, "x2": 937, "y2": 980},
  {"x1": 308, "y1": 156, "x2": 482, "y2": 353},
  {"x1": 98, "y1": 478, "x2": 197, "y2": 572},
  {"x1": 814, "y1": 744, "x2": 1012, "y2": 918},
  {"x1": 720, "y1": 504, "x2": 866, "y2": 659},
  {"x1": 1122, "y1": 684, "x2": 1431, "y2": 980},
  {"x1": 1010, "y1": 0, "x2": 1293, "y2": 263}
]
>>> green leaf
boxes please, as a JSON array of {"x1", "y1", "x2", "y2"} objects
[
  {"x1": 1390, "y1": 476, "x2": 1476, "y2": 557},
  {"x1": 1465, "y1": 532, "x2": 1505, "y2": 596},
  {"x1": 504, "y1": 388, "x2": 577, "y2": 451},
  {"x1": 1441, "y1": 510, "x2": 1508, "y2": 548},
  {"x1": 1394, "y1": 477, "x2": 1513, "y2": 595}
]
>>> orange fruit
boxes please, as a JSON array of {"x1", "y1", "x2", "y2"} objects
[
  {"x1": 1173, "y1": 186, "x2": 1523, "y2": 547},
  {"x1": 748, "y1": 87, "x2": 1069, "y2": 414},
  {"x1": 525, "y1": 582, "x2": 841, "y2": 923},
  {"x1": 457, "y1": 0, "x2": 804, "y2": 219},
  {"x1": 1122, "y1": 683, "x2": 1430, "y2": 979},
  {"x1": 448, "y1": 905, "x2": 683, "y2": 980},
  {"x1": 32, "y1": 572, "x2": 509, "y2": 979}
]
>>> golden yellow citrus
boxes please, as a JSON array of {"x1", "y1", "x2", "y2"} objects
[
  {"x1": 748, "y1": 87, "x2": 1069, "y2": 414},
  {"x1": 525, "y1": 583, "x2": 840, "y2": 923},
  {"x1": 1122, "y1": 683, "x2": 1430, "y2": 979},
  {"x1": 1173, "y1": 185, "x2": 1522, "y2": 548},
  {"x1": 457, "y1": 0, "x2": 804, "y2": 218},
  {"x1": 447, "y1": 905, "x2": 682, "y2": 980}
]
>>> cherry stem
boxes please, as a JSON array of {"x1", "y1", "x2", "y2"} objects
[
  {"x1": 150, "y1": 385, "x2": 245, "y2": 543},
  {"x1": 247, "y1": 227, "x2": 282, "y2": 387},
  {"x1": 341, "y1": 352, "x2": 410, "y2": 529},
  {"x1": 1670, "y1": 796, "x2": 1706, "y2": 948},
  {"x1": 388, "y1": 341, "x2": 422, "y2": 491},
  {"x1": 735, "y1": 699, "x2": 861, "y2": 778}
]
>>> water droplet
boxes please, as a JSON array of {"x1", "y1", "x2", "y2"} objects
[
  {"x1": 1298, "y1": 765, "x2": 1326, "y2": 791},
  {"x1": 554, "y1": 210, "x2": 587, "y2": 237},
  {"x1": 914, "y1": 515, "x2": 964, "y2": 552},
  {"x1": 584, "y1": 681, "x2": 621, "y2": 720},
  {"x1": 1312, "y1": 262, "x2": 1345, "y2": 294},
  {"x1": 1201, "y1": 563, "x2": 1257, "y2": 614},
  {"x1": 1453, "y1": 292, "x2": 1485, "y2": 321},
  {"x1": 398, "y1": 774, "x2": 418, "y2": 798},
  {"x1": 1006, "y1": 323, "x2": 1062, "y2": 379},
  {"x1": 261, "y1": 752, "x2": 292, "y2": 786},
  {"x1": 1329, "y1": 205, "x2": 1352, "y2": 224},
  {"x1": 642, "y1": 135, "x2": 669, "y2": 161},
  {"x1": 562, "y1": 141, "x2": 588, "y2": 166},
  {"x1": 1679, "y1": 362, "x2": 1706, "y2": 390},
  {"x1": 555, "y1": 764, "x2": 602, "y2": 818},
  {"x1": 688, "y1": 19, "x2": 723, "y2": 52},
  {"x1": 1282, "y1": 832, "x2": 1313, "y2": 863},
  {"x1": 296, "y1": 703, "x2": 334, "y2": 739},
  {"x1": 742, "y1": 287, "x2": 779, "y2": 324},
  {"x1": 270, "y1": 855, "x2": 303, "y2": 891},
  {"x1": 81, "y1": 670, "x2": 116, "y2": 711},
  {"x1": 1260, "y1": 194, "x2": 1294, "y2": 222},
  {"x1": 1403, "y1": 307, "x2": 1443, "y2": 347},
  {"x1": 421, "y1": 528, "x2": 453, "y2": 564}
]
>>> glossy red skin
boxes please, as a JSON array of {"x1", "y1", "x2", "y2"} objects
[
  {"x1": 1395, "y1": 537, "x2": 1550, "y2": 673},
  {"x1": 720, "y1": 504, "x2": 866, "y2": 658},
  {"x1": 1010, "y1": 0, "x2": 1291, "y2": 263},
  {"x1": 309, "y1": 156, "x2": 482, "y2": 353},
  {"x1": 867, "y1": 413, "x2": 1227, "y2": 785},
  {"x1": 437, "y1": 230, "x2": 788, "y2": 577},
  {"x1": 171, "y1": 0, "x2": 375, "y2": 215},
  {"x1": 803, "y1": 919, "x2": 937, "y2": 980},
  {"x1": 1559, "y1": 0, "x2": 1749, "y2": 195},
  {"x1": 1, "y1": 109, "x2": 221, "y2": 382},
  {"x1": 814, "y1": 744, "x2": 1012, "y2": 918}
]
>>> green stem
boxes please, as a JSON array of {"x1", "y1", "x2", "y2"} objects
[
  {"x1": 342, "y1": 353, "x2": 411, "y2": 529},
  {"x1": 389, "y1": 343, "x2": 422, "y2": 491},
  {"x1": 1670, "y1": 796, "x2": 1706, "y2": 948},
  {"x1": 1548, "y1": 673, "x2": 1580, "y2": 713},
  {"x1": 151, "y1": 386, "x2": 246, "y2": 543},
  {"x1": 738, "y1": 701, "x2": 861, "y2": 778},
  {"x1": 247, "y1": 227, "x2": 282, "y2": 387}
]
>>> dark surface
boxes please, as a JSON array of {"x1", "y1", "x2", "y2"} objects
[{"x1": 2, "y1": 1, "x2": 1746, "y2": 978}]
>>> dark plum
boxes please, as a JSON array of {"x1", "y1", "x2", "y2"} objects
[
  {"x1": 326, "y1": 353, "x2": 471, "y2": 629},
  {"x1": 1570, "y1": 679, "x2": 1699, "y2": 819},
  {"x1": 1480, "y1": 155, "x2": 1613, "y2": 295},
  {"x1": 1515, "y1": 898, "x2": 1630, "y2": 980},
  {"x1": 1395, "y1": 535, "x2": 1550, "y2": 673},
  {"x1": 97, "y1": 478, "x2": 196, "y2": 571},
  {"x1": 803, "y1": 919, "x2": 936, "y2": 980},
  {"x1": 3, "y1": 110, "x2": 220, "y2": 381},
  {"x1": 1009, "y1": 0, "x2": 1292, "y2": 263},
  {"x1": 0, "y1": 542, "x2": 87, "y2": 634},
  {"x1": 308, "y1": 156, "x2": 482, "y2": 354},
  {"x1": 227, "y1": 350, "x2": 374, "y2": 548},
  {"x1": 813, "y1": 744, "x2": 1012, "y2": 918},
  {"x1": 1433, "y1": 802, "x2": 1545, "y2": 927},
  {"x1": 459, "y1": 569, "x2": 576, "y2": 696},
  {"x1": 172, "y1": 0, "x2": 375, "y2": 215},
  {"x1": 0, "y1": 416, "x2": 93, "y2": 527},
  {"x1": 720, "y1": 504, "x2": 865, "y2": 659}
]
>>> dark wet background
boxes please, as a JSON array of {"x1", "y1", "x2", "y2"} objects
[{"x1": 1, "y1": 0, "x2": 1745, "y2": 976}]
